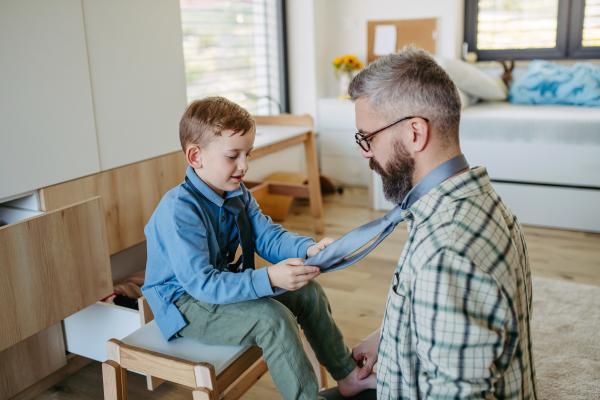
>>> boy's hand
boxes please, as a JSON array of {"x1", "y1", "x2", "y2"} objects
[
  {"x1": 306, "y1": 237, "x2": 336, "y2": 258},
  {"x1": 267, "y1": 258, "x2": 321, "y2": 291}
]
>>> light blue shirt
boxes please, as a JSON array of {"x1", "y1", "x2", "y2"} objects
[{"x1": 142, "y1": 166, "x2": 316, "y2": 340}]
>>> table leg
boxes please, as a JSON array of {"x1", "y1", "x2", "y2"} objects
[{"x1": 304, "y1": 131, "x2": 325, "y2": 234}]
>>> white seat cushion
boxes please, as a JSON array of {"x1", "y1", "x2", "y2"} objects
[
  {"x1": 460, "y1": 102, "x2": 600, "y2": 146},
  {"x1": 121, "y1": 320, "x2": 251, "y2": 375}
]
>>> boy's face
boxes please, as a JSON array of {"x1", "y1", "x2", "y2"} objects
[{"x1": 187, "y1": 129, "x2": 255, "y2": 198}]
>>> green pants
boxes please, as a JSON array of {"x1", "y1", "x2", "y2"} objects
[{"x1": 174, "y1": 279, "x2": 355, "y2": 400}]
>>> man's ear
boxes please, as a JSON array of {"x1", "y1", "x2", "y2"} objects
[
  {"x1": 186, "y1": 145, "x2": 202, "y2": 169},
  {"x1": 409, "y1": 118, "x2": 429, "y2": 153}
]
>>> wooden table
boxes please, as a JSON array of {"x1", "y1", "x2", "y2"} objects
[{"x1": 247, "y1": 122, "x2": 324, "y2": 234}]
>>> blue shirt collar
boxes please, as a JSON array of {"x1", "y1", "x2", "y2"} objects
[
  {"x1": 185, "y1": 166, "x2": 244, "y2": 207},
  {"x1": 400, "y1": 154, "x2": 469, "y2": 210}
]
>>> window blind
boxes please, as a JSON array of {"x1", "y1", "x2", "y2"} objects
[
  {"x1": 583, "y1": 0, "x2": 600, "y2": 47},
  {"x1": 180, "y1": 0, "x2": 284, "y2": 115},
  {"x1": 477, "y1": 0, "x2": 559, "y2": 50}
]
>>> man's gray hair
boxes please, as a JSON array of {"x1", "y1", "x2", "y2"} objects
[{"x1": 348, "y1": 46, "x2": 461, "y2": 143}]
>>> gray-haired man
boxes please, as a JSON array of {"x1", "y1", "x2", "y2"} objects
[{"x1": 322, "y1": 47, "x2": 537, "y2": 400}]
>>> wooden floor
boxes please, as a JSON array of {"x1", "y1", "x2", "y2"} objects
[{"x1": 32, "y1": 187, "x2": 600, "y2": 400}]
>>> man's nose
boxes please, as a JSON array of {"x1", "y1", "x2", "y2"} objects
[{"x1": 361, "y1": 147, "x2": 374, "y2": 158}]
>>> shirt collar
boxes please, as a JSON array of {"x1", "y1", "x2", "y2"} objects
[
  {"x1": 405, "y1": 166, "x2": 492, "y2": 224},
  {"x1": 185, "y1": 165, "x2": 244, "y2": 207}
]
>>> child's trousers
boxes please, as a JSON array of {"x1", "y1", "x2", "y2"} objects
[{"x1": 174, "y1": 279, "x2": 356, "y2": 400}]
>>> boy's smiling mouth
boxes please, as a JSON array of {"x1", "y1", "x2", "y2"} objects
[{"x1": 231, "y1": 174, "x2": 244, "y2": 183}]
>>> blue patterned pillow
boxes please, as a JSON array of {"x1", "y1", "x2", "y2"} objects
[{"x1": 509, "y1": 60, "x2": 600, "y2": 107}]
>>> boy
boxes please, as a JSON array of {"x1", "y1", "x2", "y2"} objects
[{"x1": 142, "y1": 96, "x2": 376, "y2": 399}]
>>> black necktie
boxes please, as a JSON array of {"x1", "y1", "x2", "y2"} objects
[
  {"x1": 185, "y1": 176, "x2": 255, "y2": 273},
  {"x1": 222, "y1": 196, "x2": 255, "y2": 272}
]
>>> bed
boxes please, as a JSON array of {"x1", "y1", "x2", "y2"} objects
[{"x1": 459, "y1": 102, "x2": 600, "y2": 232}]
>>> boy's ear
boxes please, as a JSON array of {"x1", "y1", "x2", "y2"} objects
[{"x1": 186, "y1": 145, "x2": 202, "y2": 169}]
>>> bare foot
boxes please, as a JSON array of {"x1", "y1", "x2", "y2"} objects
[{"x1": 337, "y1": 365, "x2": 377, "y2": 397}]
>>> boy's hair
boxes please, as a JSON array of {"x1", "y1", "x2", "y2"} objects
[{"x1": 180, "y1": 96, "x2": 255, "y2": 151}]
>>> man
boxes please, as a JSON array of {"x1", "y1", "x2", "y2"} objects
[{"x1": 322, "y1": 46, "x2": 537, "y2": 399}]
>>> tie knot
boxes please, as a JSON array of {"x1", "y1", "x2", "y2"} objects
[
  {"x1": 384, "y1": 205, "x2": 406, "y2": 225},
  {"x1": 223, "y1": 197, "x2": 244, "y2": 216}
]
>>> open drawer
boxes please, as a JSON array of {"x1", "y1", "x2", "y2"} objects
[
  {"x1": 0, "y1": 197, "x2": 112, "y2": 352},
  {"x1": 64, "y1": 301, "x2": 144, "y2": 362}
]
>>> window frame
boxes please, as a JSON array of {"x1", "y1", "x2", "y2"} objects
[
  {"x1": 276, "y1": 0, "x2": 290, "y2": 113},
  {"x1": 464, "y1": 0, "x2": 600, "y2": 60}
]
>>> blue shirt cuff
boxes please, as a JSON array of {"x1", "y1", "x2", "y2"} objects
[
  {"x1": 298, "y1": 239, "x2": 316, "y2": 259},
  {"x1": 252, "y1": 267, "x2": 275, "y2": 298}
]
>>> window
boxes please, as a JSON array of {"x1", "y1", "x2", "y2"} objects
[
  {"x1": 465, "y1": 0, "x2": 600, "y2": 60},
  {"x1": 180, "y1": 0, "x2": 288, "y2": 114}
]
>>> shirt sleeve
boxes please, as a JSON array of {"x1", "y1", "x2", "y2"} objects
[
  {"x1": 244, "y1": 188, "x2": 316, "y2": 264},
  {"x1": 412, "y1": 248, "x2": 510, "y2": 399},
  {"x1": 165, "y1": 199, "x2": 274, "y2": 304}
]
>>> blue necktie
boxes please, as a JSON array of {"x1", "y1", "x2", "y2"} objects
[{"x1": 304, "y1": 154, "x2": 470, "y2": 273}]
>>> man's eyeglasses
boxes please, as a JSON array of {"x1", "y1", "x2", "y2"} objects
[{"x1": 355, "y1": 116, "x2": 429, "y2": 152}]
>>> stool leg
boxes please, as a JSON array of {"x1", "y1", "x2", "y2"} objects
[
  {"x1": 193, "y1": 387, "x2": 216, "y2": 400},
  {"x1": 120, "y1": 367, "x2": 128, "y2": 400},
  {"x1": 102, "y1": 360, "x2": 124, "y2": 400}
]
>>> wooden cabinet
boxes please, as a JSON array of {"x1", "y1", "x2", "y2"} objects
[
  {"x1": 0, "y1": 196, "x2": 112, "y2": 400},
  {"x1": 0, "y1": 0, "x2": 188, "y2": 201},
  {"x1": 82, "y1": 0, "x2": 187, "y2": 171},
  {"x1": 0, "y1": 197, "x2": 112, "y2": 351},
  {"x1": 0, "y1": 0, "x2": 100, "y2": 200}
]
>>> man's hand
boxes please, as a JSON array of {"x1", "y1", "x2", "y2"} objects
[
  {"x1": 352, "y1": 328, "x2": 381, "y2": 380},
  {"x1": 306, "y1": 237, "x2": 336, "y2": 258},
  {"x1": 266, "y1": 258, "x2": 321, "y2": 291}
]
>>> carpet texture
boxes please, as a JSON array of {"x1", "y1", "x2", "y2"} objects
[{"x1": 531, "y1": 277, "x2": 600, "y2": 400}]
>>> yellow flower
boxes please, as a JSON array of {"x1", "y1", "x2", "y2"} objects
[
  {"x1": 333, "y1": 57, "x2": 344, "y2": 66},
  {"x1": 355, "y1": 61, "x2": 364, "y2": 70},
  {"x1": 344, "y1": 55, "x2": 356, "y2": 66}
]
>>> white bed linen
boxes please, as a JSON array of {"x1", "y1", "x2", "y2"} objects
[{"x1": 459, "y1": 102, "x2": 600, "y2": 146}]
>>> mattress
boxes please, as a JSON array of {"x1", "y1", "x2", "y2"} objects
[{"x1": 459, "y1": 102, "x2": 600, "y2": 146}]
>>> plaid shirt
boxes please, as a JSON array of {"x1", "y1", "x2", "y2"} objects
[{"x1": 377, "y1": 167, "x2": 537, "y2": 400}]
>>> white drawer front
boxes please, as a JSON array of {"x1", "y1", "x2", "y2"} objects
[
  {"x1": 322, "y1": 156, "x2": 370, "y2": 187},
  {"x1": 318, "y1": 99, "x2": 356, "y2": 131},
  {"x1": 64, "y1": 303, "x2": 141, "y2": 362},
  {"x1": 320, "y1": 130, "x2": 362, "y2": 157}
]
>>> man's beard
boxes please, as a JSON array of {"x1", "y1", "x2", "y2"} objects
[{"x1": 369, "y1": 140, "x2": 415, "y2": 205}]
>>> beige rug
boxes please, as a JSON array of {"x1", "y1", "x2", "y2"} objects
[{"x1": 532, "y1": 277, "x2": 600, "y2": 400}]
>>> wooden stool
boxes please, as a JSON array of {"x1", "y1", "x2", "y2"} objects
[{"x1": 102, "y1": 320, "x2": 328, "y2": 400}]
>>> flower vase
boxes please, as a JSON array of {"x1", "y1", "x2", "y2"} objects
[{"x1": 338, "y1": 70, "x2": 351, "y2": 100}]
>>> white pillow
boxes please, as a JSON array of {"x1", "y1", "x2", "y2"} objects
[
  {"x1": 458, "y1": 89, "x2": 476, "y2": 109},
  {"x1": 434, "y1": 57, "x2": 508, "y2": 101}
]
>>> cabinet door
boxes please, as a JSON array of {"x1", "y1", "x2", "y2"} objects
[
  {"x1": 0, "y1": 0, "x2": 100, "y2": 200},
  {"x1": 82, "y1": 0, "x2": 187, "y2": 171},
  {"x1": 0, "y1": 197, "x2": 112, "y2": 352},
  {"x1": 0, "y1": 324, "x2": 66, "y2": 400}
]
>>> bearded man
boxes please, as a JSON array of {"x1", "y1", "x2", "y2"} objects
[{"x1": 320, "y1": 47, "x2": 537, "y2": 400}]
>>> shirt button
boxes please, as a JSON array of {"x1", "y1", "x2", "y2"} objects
[
  {"x1": 221, "y1": 216, "x2": 225, "y2": 222},
  {"x1": 220, "y1": 233, "x2": 225, "y2": 238}
]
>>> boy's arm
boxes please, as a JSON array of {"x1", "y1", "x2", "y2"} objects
[
  {"x1": 165, "y1": 201, "x2": 275, "y2": 304},
  {"x1": 244, "y1": 188, "x2": 316, "y2": 263}
]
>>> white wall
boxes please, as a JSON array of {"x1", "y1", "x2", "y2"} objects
[
  {"x1": 286, "y1": 0, "x2": 465, "y2": 120},
  {"x1": 286, "y1": 0, "x2": 319, "y2": 118}
]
